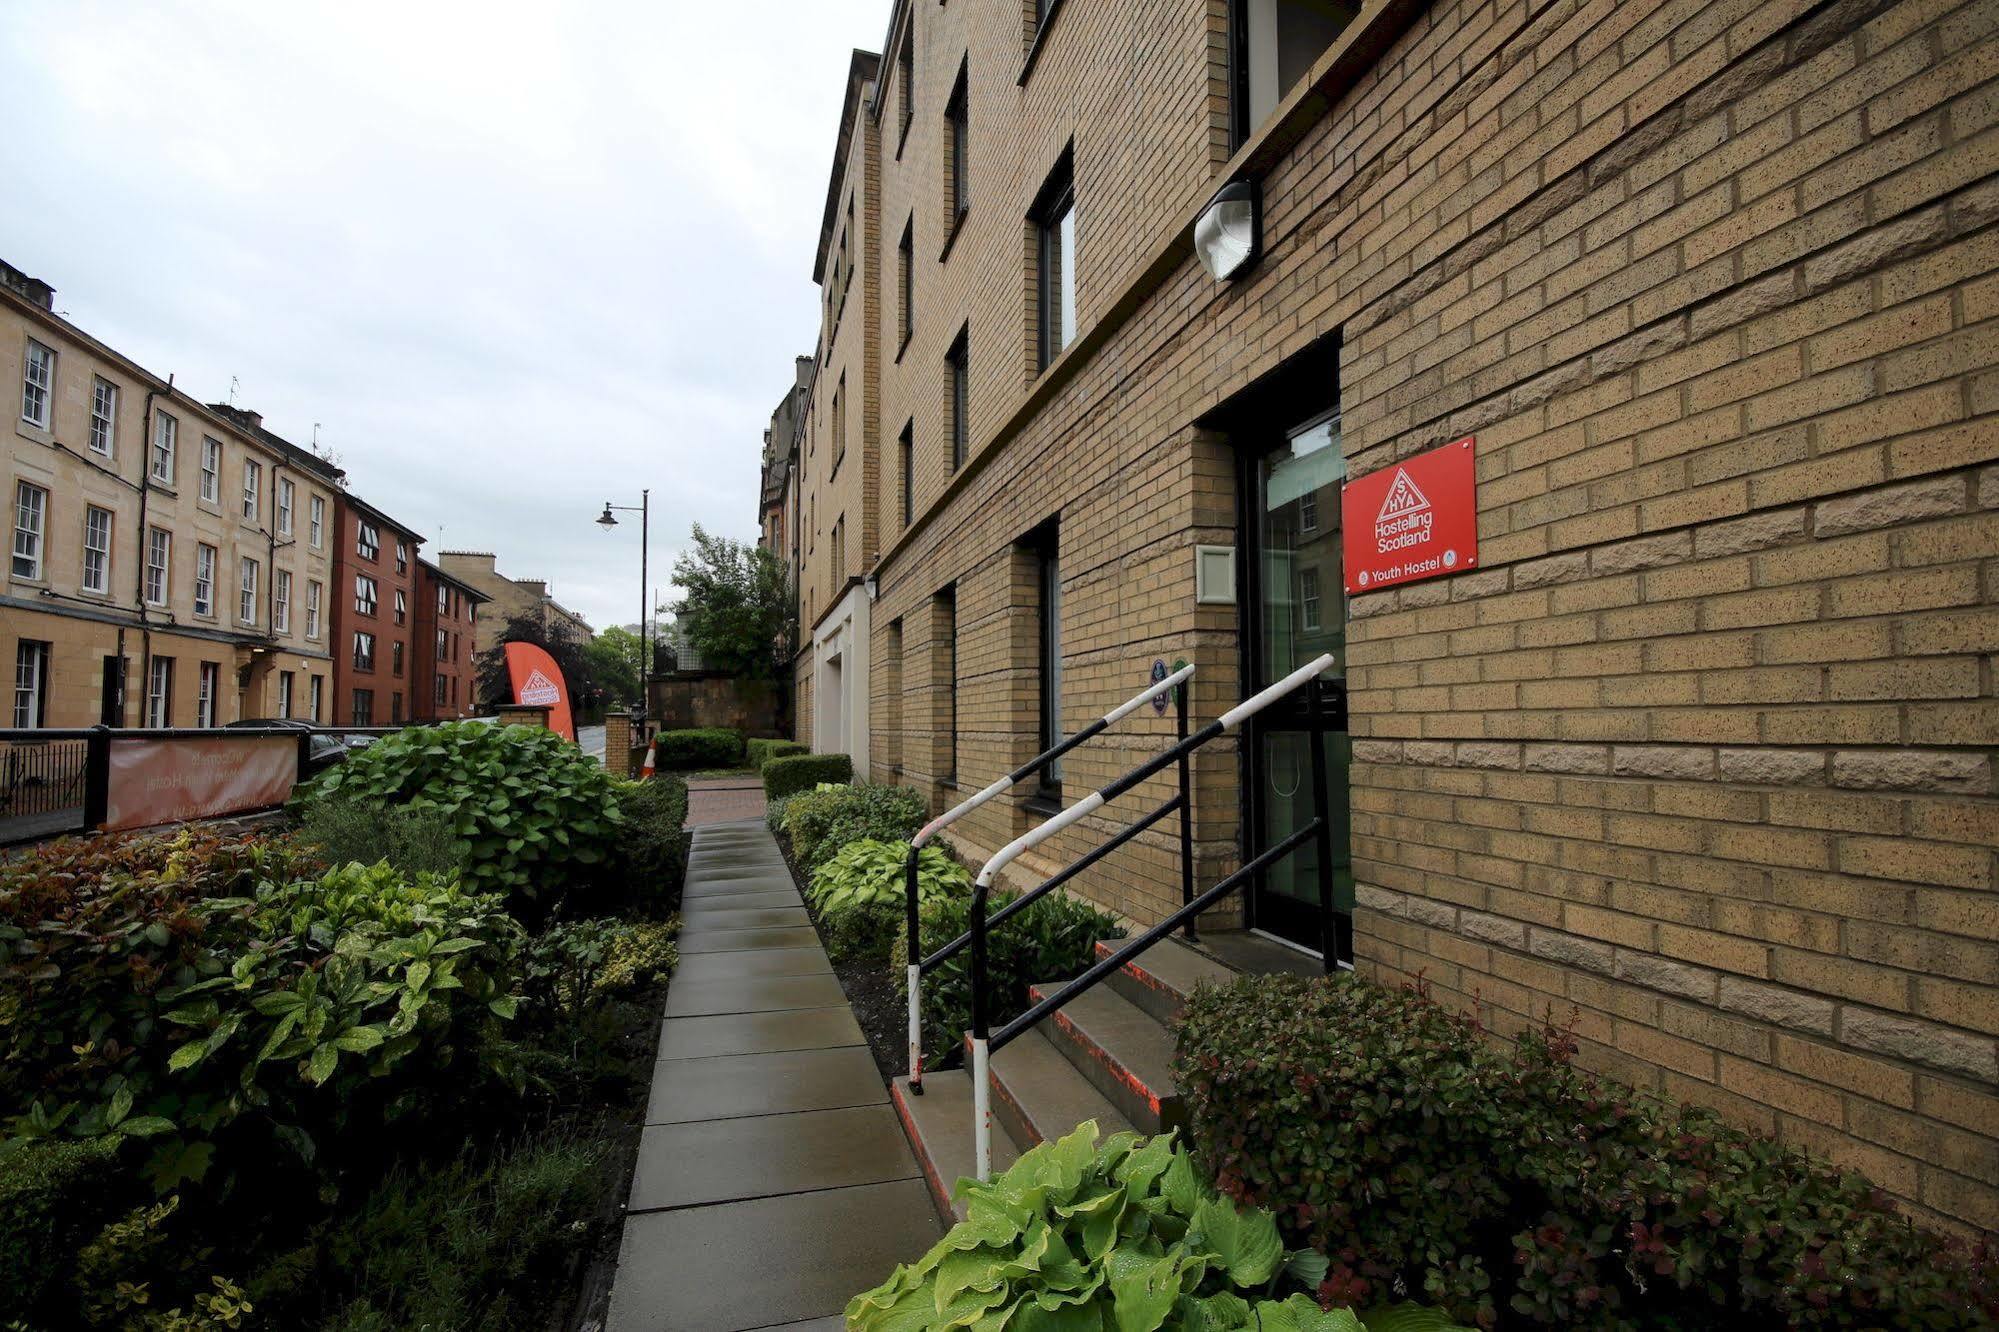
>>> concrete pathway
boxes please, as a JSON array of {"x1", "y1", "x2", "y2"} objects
[{"x1": 607, "y1": 819, "x2": 941, "y2": 1331}]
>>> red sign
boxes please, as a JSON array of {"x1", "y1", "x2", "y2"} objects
[
  {"x1": 503, "y1": 642, "x2": 575, "y2": 742},
  {"x1": 104, "y1": 735, "x2": 297, "y2": 831},
  {"x1": 1341, "y1": 437, "x2": 1478, "y2": 594}
]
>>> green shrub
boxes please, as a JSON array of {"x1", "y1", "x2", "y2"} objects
[
  {"x1": 651, "y1": 727, "x2": 745, "y2": 770},
  {"x1": 610, "y1": 776, "x2": 689, "y2": 913},
  {"x1": 902, "y1": 889, "x2": 1122, "y2": 1062},
  {"x1": 296, "y1": 797, "x2": 462, "y2": 878},
  {"x1": 745, "y1": 738, "x2": 809, "y2": 771},
  {"x1": 820, "y1": 899, "x2": 903, "y2": 969},
  {"x1": 1175, "y1": 974, "x2": 1999, "y2": 1330},
  {"x1": 763, "y1": 752, "x2": 853, "y2": 799},
  {"x1": 808, "y1": 839, "x2": 964, "y2": 968},
  {"x1": 293, "y1": 721, "x2": 622, "y2": 908},
  {"x1": 765, "y1": 792, "x2": 796, "y2": 836},
  {"x1": 781, "y1": 781, "x2": 926, "y2": 869},
  {"x1": 0, "y1": 1135, "x2": 125, "y2": 1312},
  {"x1": 848, "y1": 1120, "x2": 1466, "y2": 1332}
]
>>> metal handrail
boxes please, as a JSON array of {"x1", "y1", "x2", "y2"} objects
[
  {"x1": 903, "y1": 662, "x2": 1195, "y2": 1093},
  {"x1": 965, "y1": 652, "x2": 1340, "y2": 1179}
]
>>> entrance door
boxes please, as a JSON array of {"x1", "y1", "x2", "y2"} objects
[{"x1": 1233, "y1": 348, "x2": 1354, "y2": 962}]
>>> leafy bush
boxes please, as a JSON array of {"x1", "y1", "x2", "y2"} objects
[
  {"x1": 764, "y1": 793, "x2": 795, "y2": 836},
  {"x1": 763, "y1": 752, "x2": 853, "y2": 799},
  {"x1": 848, "y1": 1120, "x2": 1466, "y2": 1331},
  {"x1": 296, "y1": 797, "x2": 462, "y2": 878},
  {"x1": 781, "y1": 781, "x2": 927, "y2": 869},
  {"x1": 0, "y1": 1135, "x2": 125, "y2": 1313},
  {"x1": 808, "y1": 838, "x2": 964, "y2": 917},
  {"x1": 745, "y1": 738, "x2": 808, "y2": 771},
  {"x1": 610, "y1": 776, "x2": 689, "y2": 913},
  {"x1": 1175, "y1": 974, "x2": 1999, "y2": 1330},
  {"x1": 595, "y1": 919, "x2": 678, "y2": 997},
  {"x1": 901, "y1": 889, "x2": 1123, "y2": 1062},
  {"x1": 650, "y1": 727, "x2": 745, "y2": 770},
  {"x1": 820, "y1": 900, "x2": 903, "y2": 969},
  {"x1": 293, "y1": 721, "x2": 623, "y2": 908}
]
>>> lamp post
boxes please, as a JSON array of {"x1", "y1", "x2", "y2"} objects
[{"x1": 595, "y1": 490, "x2": 649, "y2": 720}]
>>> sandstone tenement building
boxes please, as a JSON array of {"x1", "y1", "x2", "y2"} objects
[{"x1": 774, "y1": 0, "x2": 1999, "y2": 1231}]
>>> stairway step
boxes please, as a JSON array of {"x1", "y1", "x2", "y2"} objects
[
  {"x1": 1095, "y1": 935, "x2": 1237, "y2": 1025},
  {"x1": 1024, "y1": 982, "x2": 1180, "y2": 1137},
  {"x1": 985, "y1": 1028, "x2": 1134, "y2": 1150},
  {"x1": 890, "y1": 1072, "x2": 1018, "y2": 1224}
]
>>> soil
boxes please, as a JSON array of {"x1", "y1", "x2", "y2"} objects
[{"x1": 778, "y1": 836, "x2": 910, "y2": 1082}]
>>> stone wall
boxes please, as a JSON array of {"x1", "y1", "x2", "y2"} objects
[{"x1": 648, "y1": 673, "x2": 786, "y2": 738}]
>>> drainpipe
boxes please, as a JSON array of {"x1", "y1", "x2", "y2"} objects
[{"x1": 133, "y1": 374, "x2": 173, "y2": 725}]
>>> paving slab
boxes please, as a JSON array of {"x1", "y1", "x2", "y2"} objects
[
  {"x1": 662, "y1": 972, "x2": 849, "y2": 1018},
  {"x1": 647, "y1": 1045, "x2": 885, "y2": 1123},
  {"x1": 607, "y1": 1179, "x2": 938, "y2": 1331},
  {"x1": 683, "y1": 874, "x2": 795, "y2": 898},
  {"x1": 678, "y1": 926, "x2": 822, "y2": 953},
  {"x1": 627, "y1": 1104, "x2": 918, "y2": 1211},
  {"x1": 671, "y1": 948, "x2": 831, "y2": 984},
  {"x1": 680, "y1": 906, "x2": 812, "y2": 931},
  {"x1": 657, "y1": 1006, "x2": 864, "y2": 1060},
  {"x1": 681, "y1": 889, "x2": 804, "y2": 913}
]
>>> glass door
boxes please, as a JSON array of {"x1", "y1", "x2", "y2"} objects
[{"x1": 1243, "y1": 403, "x2": 1354, "y2": 962}]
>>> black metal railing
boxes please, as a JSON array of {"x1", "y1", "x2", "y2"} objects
[
  {"x1": 902, "y1": 662, "x2": 1196, "y2": 1092},
  {"x1": 962, "y1": 653, "x2": 1339, "y2": 1178}
]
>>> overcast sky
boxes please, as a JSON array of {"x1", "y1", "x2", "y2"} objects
[{"x1": 0, "y1": 0, "x2": 882, "y2": 631}]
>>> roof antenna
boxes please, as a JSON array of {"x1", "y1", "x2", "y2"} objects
[{"x1": 227, "y1": 376, "x2": 240, "y2": 406}]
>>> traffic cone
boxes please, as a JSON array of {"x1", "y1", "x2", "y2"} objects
[{"x1": 639, "y1": 738, "x2": 657, "y2": 780}]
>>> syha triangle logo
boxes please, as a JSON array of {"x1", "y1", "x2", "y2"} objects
[
  {"x1": 1376, "y1": 468, "x2": 1430, "y2": 522},
  {"x1": 518, "y1": 668, "x2": 561, "y2": 706}
]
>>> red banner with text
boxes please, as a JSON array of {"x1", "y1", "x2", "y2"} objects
[
  {"x1": 504, "y1": 642, "x2": 576, "y2": 742},
  {"x1": 104, "y1": 735, "x2": 298, "y2": 831},
  {"x1": 1341, "y1": 437, "x2": 1479, "y2": 594}
]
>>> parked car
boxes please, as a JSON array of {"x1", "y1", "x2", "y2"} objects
[{"x1": 223, "y1": 719, "x2": 357, "y2": 774}]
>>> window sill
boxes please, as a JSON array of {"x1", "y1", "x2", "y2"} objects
[
  {"x1": 939, "y1": 210, "x2": 968, "y2": 263},
  {"x1": 1022, "y1": 792, "x2": 1063, "y2": 818},
  {"x1": 16, "y1": 420, "x2": 52, "y2": 446},
  {"x1": 1017, "y1": 1, "x2": 1063, "y2": 86}
]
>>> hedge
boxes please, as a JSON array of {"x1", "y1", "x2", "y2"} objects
[
  {"x1": 650, "y1": 728, "x2": 745, "y2": 770},
  {"x1": 762, "y1": 752, "x2": 853, "y2": 799},
  {"x1": 613, "y1": 774, "x2": 690, "y2": 912},
  {"x1": 1175, "y1": 973, "x2": 1998, "y2": 1330},
  {"x1": 777, "y1": 782, "x2": 926, "y2": 869},
  {"x1": 746, "y1": 738, "x2": 809, "y2": 771},
  {"x1": 0, "y1": 1136, "x2": 124, "y2": 1311}
]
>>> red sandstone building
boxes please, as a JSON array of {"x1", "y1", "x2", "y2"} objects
[
  {"x1": 330, "y1": 493, "x2": 423, "y2": 726},
  {"x1": 415, "y1": 558, "x2": 486, "y2": 721}
]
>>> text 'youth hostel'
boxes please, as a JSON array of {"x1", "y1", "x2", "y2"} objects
[{"x1": 765, "y1": 0, "x2": 1999, "y2": 1232}]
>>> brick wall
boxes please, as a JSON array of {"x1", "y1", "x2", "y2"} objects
[{"x1": 791, "y1": 0, "x2": 1999, "y2": 1231}]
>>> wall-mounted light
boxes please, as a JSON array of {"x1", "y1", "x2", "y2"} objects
[{"x1": 1193, "y1": 179, "x2": 1260, "y2": 282}]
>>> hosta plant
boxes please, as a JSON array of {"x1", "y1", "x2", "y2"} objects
[
  {"x1": 807, "y1": 838, "x2": 964, "y2": 917},
  {"x1": 848, "y1": 1121, "x2": 1469, "y2": 1331}
]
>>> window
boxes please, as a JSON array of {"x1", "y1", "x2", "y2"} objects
[
  {"x1": 897, "y1": 218, "x2": 914, "y2": 351},
  {"x1": 945, "y1": 64, "x2": 969, "y2": 234},
  {"x1": 12, "y1": 481, "x2": 47, "y2": 580},
  {"x1": 82, "y1": 505, "x2": 112, "y2": 593},
  {"x1": 1300, "y1": 566, "x2": 1322, "y2": 630},
  {"x1": 152, "y1": 412, "x2": 177, "y2": 484},
  {"x1": 144, "y1": 527, "x2": 171, "y2": 606},
  {"x1": 1034, "y1": 150, "x2": 1077, "y2": 369},
  {"x1": 353, "y1": 631, "x2": 375, "y2": 671},
  {"x1": 434, "y1": 675, "x2": 447, "y2": 707},
  {"x1": 395, "y1": 541, "x2": 407, "y2": 575},
  {"x1": 199, "y1": 436, "x2": 220, "y2": 501},
  {"x1": 274, "y1": 569, "x2": 292, "y2": 633},
  {"x1": 436, "y1": 627, "x2": 448, "y2": 659},
  {"x1": 305, "y1": 579, "x2": 322, "y2": 638},
  {"x1": 197, "y1": 662, "x2": 219, "y2": 727},
  {"x1": 309, "y1": 495, "x2": 324, "y2": 548},
  {"x1": 437, "y1": 583, "x2": 449, "y2": 614},
  {"x1": 897, "y1": 27, "x2": 914, "y2": 146},
  {"x1": 354, "y1": 574, "x2": 378, "y2": 615},
  {"x1": 946, "y1": 327, "x2": 968, "y2": 470},
  {"x1": 1300, "y1": 488, "x2": 1318, "y2": 532},
  {"x1": 833, "y1": 374, "x2": 846, "y2": 470},
  {"x1": 937, "y1": 587, "x2": 958, "y2": 785},
  {"x1": 1031, "y1": 529, "x2": 1063, "y2": 794},
  {"x1": 239, "y1": 557, "x2": 259, "y2": 624},
  {"x1": 20, "y1": 339, "x2": 53, "y2": 429},
  {"x1": 899, "y1": 419, "x2": 914, "y2": 528},
  {"x1": 1232, "y1": 0, "x2": 1360, "y2": 148},
  {"x1": 146, "y1": 656, "x2": 173, "y2": 728},
  {"x1": 831, "y1": 515, "x2": 845, "y2": 580},
  {"x1": 277, "y1": 478, "x2": 294, "y2": 535},
  {"x1": 356, "y1": 521, "x2": 379, "y2": 560},
  {"x1": 278, "y1": 670, "x2": 294, "y2": 720},
  {"x1": 351, "y1": 689, "x2": 374, "y2": 726},
  {"x1": 12, "y1": 641, "x2": 48, "y2": 727},
  {"x1": 241, "y1": 458, "x2": 261, "y2": 521},
  {"x1": 393, "y1": 588, "x2": 406, "y2": 625},
  {"x1": 391, "y1": 640, "x2": 404, "y2": 676},
  {"x1": 309, "y1": 675, "x2": 323, "y2": 723},
  {"x1": 89, "y1": 378, "x2": 118, "y2": 456},
  {"x1": 194, "y1": 543, "x2": 216, "y2": 616},
  {"x1": 390, "y1": 692, "x2": 403, "y2": 724}
]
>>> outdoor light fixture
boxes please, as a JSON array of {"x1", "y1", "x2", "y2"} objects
[
  {"x1": 594, "y1": 493, "x2": 650, "y2": 719},
  {"x1": 1193, "y1": 179, "x2": 1260, "y2": 281},
  {"x1": 596, "y1": 503, "x2": 618, "y2": 528}
]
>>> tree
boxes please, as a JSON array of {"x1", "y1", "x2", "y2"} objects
[
  {"x1": 584, "y1": 626, "x2": 644, "y2": 706},
  {"x1": 671, "y1": 524, "x2": 792, "y2": 680},
  {"x1": 475, "y1": 609, "x2": 602, "y2": 718}
]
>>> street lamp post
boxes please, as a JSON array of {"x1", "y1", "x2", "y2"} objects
[{"x1": 596, "y1": 490, "x2": 649, "y2": 722}]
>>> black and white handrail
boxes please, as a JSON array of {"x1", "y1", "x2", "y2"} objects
[
  {"x1": 903, "y1": 662, "x2": 1196, "y2": 1094},
  {"x1": 965, "y1": 652, "x2": 1340, "y2": 1180}
]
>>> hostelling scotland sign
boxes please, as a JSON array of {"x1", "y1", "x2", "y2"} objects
[{"x1": 1341, "y1": 437, "x2": 1478, "y2": 594}]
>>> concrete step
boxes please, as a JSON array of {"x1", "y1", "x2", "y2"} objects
[
  {"x1": 890, "y1": 1071, "x2": 1019, "y2": 1224},
  {"x1": 983, "y1": 1027, "x2": 1134, "y2": 1149},
  {"x1": 1095, "y1": 935, "x2": 1236, "y2": 1026},
  {"x1": 1025, "y1": 981, "x2": 1181, "y2": 1136}
]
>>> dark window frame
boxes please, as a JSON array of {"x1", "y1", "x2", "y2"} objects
[
  {"x1": 945, "y1": 326, "x2": 969, "y2": 471},
  {"x1": 897, "y1": 216, "x2": 915, "y2": 357},
  {"x1": 899, "y1": 419, "x2": 915, "y2": 529},
  {"x1": 943, "y1": 61, "x2": 970, "y2": 254},
  {"x1": 1031, "y1": 147, "x2": 1077, "y2": 372},
  {"x1": 896, "y1": 23, "x2": 915, "y2": 154}
]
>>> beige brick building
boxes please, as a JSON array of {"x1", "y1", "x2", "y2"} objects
[
  {"x1": 4, "y1": 262, "x2": 342, "y2": 728},
  {"x1": 779, "y1": 0, "x2": 1999, "y2": 1231},
  {"x1": 435, "y1": 550, "x2": 593, "y2": 661}
]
